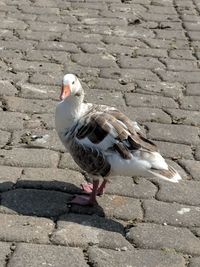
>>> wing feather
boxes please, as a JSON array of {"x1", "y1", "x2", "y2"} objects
[
  {"x1": 69, "y1": 136, "x2": 111, "y2": 177},
  {"x1": 74, "y1": 107, "x2": 157, "y2": 160},
  {"x1": 66, "y1": 105, "x2": 159, "y2": 176}
]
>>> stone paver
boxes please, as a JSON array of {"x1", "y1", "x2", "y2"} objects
[
  {"x1": 88, "y1": 247, "x2": 186, "y2": 267},
  {"x1": 0, "y1": 112, "x2": 31, "y2": 131},
  {"x1": 0, "y1": 148, "x2": 59, "y2": 168},
  {"x1": 178, "y1": 160, "x2": 200, "y2": 180},
  {"x1": 125, "y1": 93, "x2": 178, "y2": 108},
  {"x1": 0, "y1": 80, "x2": 18, "y2": 96},
  {"x1": 187, "y1": 83, "x2": 200, "y2": 96},
  {"x1": 157, "y1": 180, "x2": 200, "y2": 206},
  {"x1": 0, "y1": 0, "x2": 200, "y2": 265},
  {"x1": 166, "y1": 108, "x2": 200, "y2": 126},
  {"x1": 180, "y1": 96, "x2": 200, "y2": 111},
  {"x1": 4, "y1": 96, "x2": 57, "y2": 114},
  {"x1": 0, "y1": 166, "x2": 22, "y2": 191},
  {"x1": 144, "y1": 199, "x2": 200, "y2": 227},
  {"x1": 51, "y1": 213, "x2": 131, "y2": 250},
  {"x1": 12, "y1": 129, "x2": 64, "y2": 152},
  {"x1": 0, "y1": 130, "x2": 11, "y2": 147},
  {"x1": 136, "y1": 81, "x2": 184, "y2": 99},
  {"x1": 146, "y1": 122, "x2": 199, "y2": 145},
  {"x1": 0, "y1": 242, "x2": 11, "y2": 267},
  {"x1": 70, "y1": 194, "x2": 143, "y2": 221},
  {"x1": 189, "y1": 257, "x2": 200, "y2": 267},
  {"x1": 97, "y1": 195, "x2": 143, "y2": 221},
  {"x1": 154, "y1": 141, "x2": 193, "y2": 160},
  {"x1": 0, "y1": 214, "x2": 54, "y2": 243},
  {"x1": 18, "y1": 83, "x2": 59, "y2": 100},
  {"x1": 106, "y1": 176, "x2": 157, "y2": 199},
  {"x1": 18, "y1": 167, "x2": 85, "y2": 193},
  {"x1": 126, "y1": 107, "x2": 172, "y2": 124},
  {"x1": 7, "y1": 243, "x2": 88, "y2": 267},
  {"x1": 195, "y1": 146, "x2": 200, "y2": 161},
  {"x1": 0, "y1": 188, "x2": 70, "y2": 217},
  {"x1": 127, "y1": 223, "x2": 200, "y2": 255},
  {"x1": 31, "y1": 113, "x2": 55, "y2": 129}
]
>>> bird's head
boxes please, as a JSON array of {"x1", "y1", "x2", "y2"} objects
[{"x1": 60, "y1": 74, "x2": 83, "y2": 101}]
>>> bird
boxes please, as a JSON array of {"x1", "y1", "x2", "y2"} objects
[{"x1": 55, "y1": 73, "x2": 182, "y2": 206}]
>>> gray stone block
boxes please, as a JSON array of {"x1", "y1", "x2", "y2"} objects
[
  {"x1": 166, "y1": 109, "x2": 200, "y2": 126},
  {"x1": 88, "y1": 247, "x2": 186, "y2": 267},
  {"x1": 146, "y1": 122, "x2": 199, "y2": 145},
  {"x1": 189, "y1": 257, "x2": 200, "y2": 267},
  {"x1": 71, "y1": 53, "x2": 117, "y2": 68},
  {"x1": 18, "y1": 167, "x2": 85, "y2": 194},
  {"x1": 119, "y1": 56, "x2": 165, "y2": 69},
  {"x1": 136, "y1": 81, "x2": 184, "y2": 99},
  {"x1": 180, "y1": 96, "x2": 200, "y2": 111},
  {"x1": 70, "y1": 194, "x2": 143, "y2": 221},
  {"x1": 126, "y1": 107, "x2": 171, "y2": 124},
  {"x1": 85, "y1": 89, "x2": 125, "y2": 108},
  {"x1": 100, "y1": 68, "x2": 159, "y2": 81},
  {"x1": 154, "y1": 141, "x2": 193, "y2": 160},
  {"x1": 5, "y1": 96, "x2": 57, "y2": 114},
  {"x1": 106, "y1": 176, "x2": 157, "y2": 199},
  {"x1": 0, "y1": 130, "x2": 10, "y2": 146},
  {"x1": 0, "y1": 214, "x2": 53, "y2": 243},
  {"x1": 195, "y1": 146, "x2": 200, "y2": 160},
  {"x1": 127, "y1": 223, "x2": 200, "y2": 254},
  {"x1": 0, "y1": 112, "x2": 30, "y2": 131},
  {"x1": 12, "y1": 129, "x2": 64, "y2": 151},
  {"x1": 51, "y1": 213, "x2": 131, "y2": 250},
  {"x1": 7, "y1": 243, "x2": 87, "y2": 267},
  {"x1": 0, "y1": 148, "x2": 59, "y2": 168},
  {"x1": 37, "y1": 41, "x2": 79, "y2": 52},
  {"x1": 144, "y1": 199, "x2": 200, "y2": 227},
  {"x1": 157, "y1": 180, "x2": 200, "y2": 206},
  {"x1": 0, "y1": 166, "x2": 22, "y2": 191},
  {"x1": 11, "y1": 59, "x2": 62, "y2": 73},
  {"x1": 0, "y1": 81, "x2": 18, "y2": 96},
  {"x1": 125, "y1": 93, "x2": 178, "y2": 108},
  {"x1": 178, "y1": 160, "x2": 200, "y2": 180},
  {"x1": 1, "y1": 188, "x2": 70, "y2": 217},
  {"x1": 187, "y1": 84, "x2": 200, "y2": 96},
  {"x1": 0, "y1": 242, "x2": 11, "y2": 267},
  {"x1": 31, "y1": 113, "x2": 55, "y2": 129}
]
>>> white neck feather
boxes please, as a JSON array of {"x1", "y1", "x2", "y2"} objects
[{"x1": 55, "y1": 93, "x2": 84, "y2": 136}]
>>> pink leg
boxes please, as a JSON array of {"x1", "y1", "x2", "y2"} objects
[
  {"x1": 70, "y1": 180, "x2": 99, "y2": 206},
  {"x1": 90, "y1": 180, "x2": 99, "y2": 203},
  {"x1": 97, "y1": 180, "x2": 107, "y2": 196},
  {"x1": 81, "y1": 182, "x2": 93, "y2": 194},
  {"x1": 81, "y1": 180, "x2": 108, "y2": 196}
]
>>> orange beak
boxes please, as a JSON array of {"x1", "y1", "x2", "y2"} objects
[{"x1": 60, "y1": 84, "x2": 71, "y2": 100}]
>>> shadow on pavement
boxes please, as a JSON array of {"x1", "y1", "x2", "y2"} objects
[{"x1": 0, "y1": 180, "x2": 124, "y2": 235}]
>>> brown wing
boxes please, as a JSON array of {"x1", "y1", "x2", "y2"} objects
[
  {"x1": 107, "y1": 109, "x2": 157, "y2": 152},
  {"x1": 68, "y1": 136, "x2": 111, "y2": 177},
  {"x1": 74, "y1": 107, "x2": 157, "y2": 161},
  {"x1": 66, "y1": 107, "x2": 158, "y2": 176}
]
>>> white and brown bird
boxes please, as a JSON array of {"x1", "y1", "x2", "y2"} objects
[{"x1": 55, "y1": 74, "x2": 181, "y2": 206}]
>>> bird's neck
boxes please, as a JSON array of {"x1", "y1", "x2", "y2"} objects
[
  {"x1": 55, "y1": 93, "x2": 84, "y2": 136},
  {"x1": 64, "y1": 93, "x2": 84, "y2": 114}
]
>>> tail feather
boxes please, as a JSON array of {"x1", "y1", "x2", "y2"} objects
[{"x1": 148, "y1": 165, "x2": 182, "y2": 183}]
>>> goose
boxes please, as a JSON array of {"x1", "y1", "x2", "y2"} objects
[{"x1": 55, "y1": 74, "x2": 181, "y2": 205}]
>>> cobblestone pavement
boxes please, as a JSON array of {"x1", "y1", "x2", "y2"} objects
[{"x1": 0, "y1": 0, "x2": 200, "y2": 266}]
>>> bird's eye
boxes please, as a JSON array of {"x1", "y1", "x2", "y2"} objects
[{"x1": 72, "y1": 81, "x2": 75, "y2": 85}]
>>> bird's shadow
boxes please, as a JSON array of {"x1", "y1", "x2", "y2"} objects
[{"x1": 0, "y1": 180, "x2": 125, "y2": 235}]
